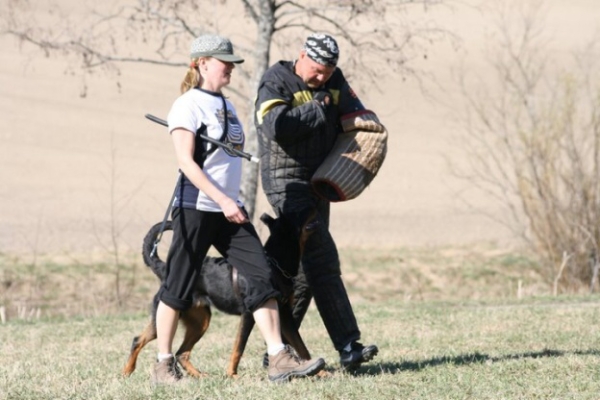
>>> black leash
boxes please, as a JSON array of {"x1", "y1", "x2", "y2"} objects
[{"x1": 150, "y1": 172, "x2": 181, "y2": 258}]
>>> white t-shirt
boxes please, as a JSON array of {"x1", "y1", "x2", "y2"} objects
[{"x1": 167, "y1": 88, "x2": 245, "y2": 212}]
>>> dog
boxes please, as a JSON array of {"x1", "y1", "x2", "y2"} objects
[{"x1": 122, "y1": 211, "x2": 318, "y2": 378}]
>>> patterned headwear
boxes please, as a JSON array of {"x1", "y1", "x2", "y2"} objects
[
  {"x1": 190, "y1": 34, "x2": 244, "y2": 63},
  {"x1": 304, "y1": 33, "x2": 339, "y2": 67}
]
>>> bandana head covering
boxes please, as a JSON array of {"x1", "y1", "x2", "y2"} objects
[{"x1": 304, "y1": 33, "x2": 339, "y2": 67}]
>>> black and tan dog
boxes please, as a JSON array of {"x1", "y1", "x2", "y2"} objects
[{"x1": 122, "y1": 212, "x2": 318, "y2": 378}]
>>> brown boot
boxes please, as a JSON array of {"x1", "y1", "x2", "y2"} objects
[
  {"x1": 267, "y1": 345, "x2": 325, "y2": 383},
  {"x1": 151, "y1": 356, "x2": 183, "y2": 385}
]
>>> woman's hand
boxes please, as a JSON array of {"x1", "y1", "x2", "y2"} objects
[{"x1": 219, "y1": 197, "x2": 249, "y2": 224}]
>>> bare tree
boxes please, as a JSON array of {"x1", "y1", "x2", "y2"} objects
[
  {"x1": 452, "y1": 0, "x2": 600, "y2": 292},
  {"x1": 2, "y1": 0, "x2": 452, "y2": 218}
]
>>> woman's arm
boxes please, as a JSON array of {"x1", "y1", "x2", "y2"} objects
[{"x1": 171, "y1": 128, "x2": 248, "y2": 224}]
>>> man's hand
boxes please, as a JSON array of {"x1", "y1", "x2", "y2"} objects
[{"x1": 313, "y1": 90, "x2": 332, "y2": 110}]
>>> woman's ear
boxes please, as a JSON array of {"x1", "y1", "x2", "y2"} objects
[{"x1": 199, "y1": 58, "x2": 209, "y2": 72}]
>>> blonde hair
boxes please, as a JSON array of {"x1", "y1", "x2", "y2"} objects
[{"x1": 180, "y1": 57, "x2": 202, "y2": 93}]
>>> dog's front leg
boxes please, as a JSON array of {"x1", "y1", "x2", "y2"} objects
[
  {"x1": 227, "y1": 311, "x2": 255, "y2": 377},
  {"x1": 278, "y1": 301, "x2": 311, "y2": 360}
]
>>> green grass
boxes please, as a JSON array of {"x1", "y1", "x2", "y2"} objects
[
  {"x1": 2, "y1": 246, "x2": 598, "y2": 398},
  {"x1": 2, "y1": 297, "x2": 600, "y2": 399}
]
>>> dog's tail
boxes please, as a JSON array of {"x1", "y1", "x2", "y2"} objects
[{"x1": 141, "y1": 221, "x2": 171, "y2": 281}]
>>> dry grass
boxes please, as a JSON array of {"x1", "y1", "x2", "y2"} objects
[
  {"x1": 0, "y1": 243, "x2": 557, "y2": 323},
  {"x1": 340, "y1": 244, "x2": 550, "y2": 303}
]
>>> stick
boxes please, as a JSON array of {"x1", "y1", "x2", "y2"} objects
[{"x1": 145, "y1": 114, "x2": 259, "y2": 163}]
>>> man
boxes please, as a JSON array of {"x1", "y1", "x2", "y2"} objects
[{"x1": 254, "y1": 32, "x2": 378, "y2": 370}]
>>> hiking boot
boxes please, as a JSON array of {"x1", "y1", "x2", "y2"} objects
[
  {"x1": 151, "y1": 356, "x2": 183, "y2": 384},
  {"x1": 339, "y1": 342, "x2": 379, "y2": 371},
  {"x1": 267, "y1": 345, "x2": 325, "y2": 383},
  {"x1": 262, "y1": 351, "x2": 269, "y2": 368}
]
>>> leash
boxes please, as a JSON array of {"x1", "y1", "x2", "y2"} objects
[{"x1": 150, "y1": 172, "x2": 180, "y2": 258}]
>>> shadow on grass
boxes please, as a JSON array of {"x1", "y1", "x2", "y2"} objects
[{"x1": 352, "y1": 348, "x2": 600, "y2": 375}]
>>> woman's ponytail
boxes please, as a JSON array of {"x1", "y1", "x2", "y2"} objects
[{"x1": 180, "y1": 58, "x2": 201, "y2": 93}]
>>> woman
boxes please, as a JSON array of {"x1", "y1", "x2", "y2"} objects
[{"x1": 153, "y1": 33, "x2": 325, "y2": 384}]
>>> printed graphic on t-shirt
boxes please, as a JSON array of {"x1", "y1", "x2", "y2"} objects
[{"x1": 217, "y1": 108, "x2": 244, "y2": 158}]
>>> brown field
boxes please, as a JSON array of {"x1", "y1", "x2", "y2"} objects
[{"x1": 0, "y1": 0, "x2": 598, "y2": 263}]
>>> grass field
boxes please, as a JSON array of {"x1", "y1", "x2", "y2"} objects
[
  {"x1": 3, "y1": 296, "x2": 600, "y2": 398},
  {"x1": 2, "y1": 246, "x2": 600, "y2": 399}
]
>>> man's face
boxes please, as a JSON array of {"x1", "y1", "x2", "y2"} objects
[{"x1": 295, "y1": 51, "x2": 336, "y2": 88}]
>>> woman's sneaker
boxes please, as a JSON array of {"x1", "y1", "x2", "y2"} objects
[
  {"x1": 339, "y1": 342, "x2": 378, "y2": 370},
  {"x1": 151, "y1": 356, "x2": 184, "y2": 384},
  {"x1": 267, "y1": 345, "x2": 326, "y2": 383}
]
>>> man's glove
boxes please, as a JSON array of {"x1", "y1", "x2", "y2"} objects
[{"x1": 313, "y1": 90, "x2": 332, "y2": 110}]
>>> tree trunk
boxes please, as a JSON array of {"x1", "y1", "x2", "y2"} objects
[{"x1": 240, "y1": 0, "x2": 275, "y2": 220}]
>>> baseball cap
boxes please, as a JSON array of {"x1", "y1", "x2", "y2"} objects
[{"x1": 190, "y1": 34, "x2": 244, "y2": 64}]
